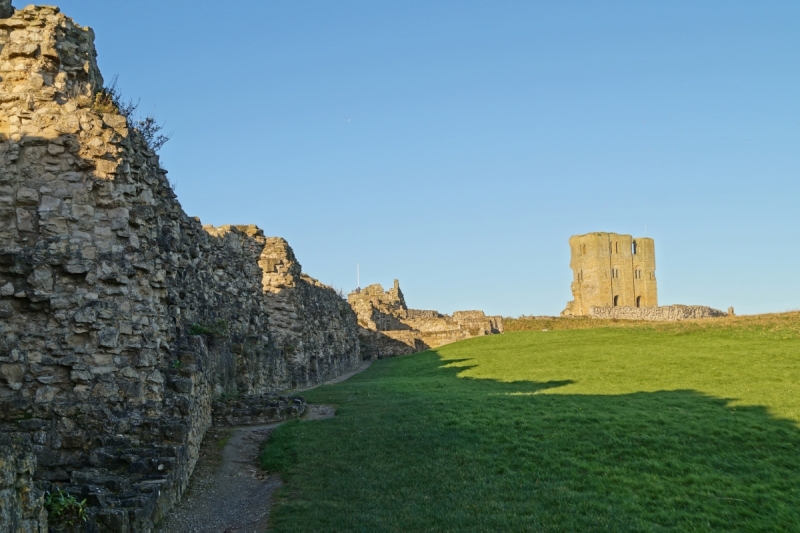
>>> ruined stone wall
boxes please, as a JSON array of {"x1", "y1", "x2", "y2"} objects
[
  {"x1": 0, "y1": 6, "x2": 361, "y2": 530},
  {"x1": 589, "y1": 305, "x2": 727, "y2": 321},
  {"x1": 212, "y1": 394, "x2": 305, "y2": 427},
  {"x1": 348, "y1": 280, "x2": 503, "y2": 358},
  {"x1": 348, "y1": 279, "x2": 410, "y2": 331},
  {"x1": 452, "y1": 311, "x2": 504, "y2": 336},
  {"x1": 256, "y1": 235, "x2": 362, "y2": 388},
  {"x1": 563, "y1": 232, "x2": 657, "y2": 316}
]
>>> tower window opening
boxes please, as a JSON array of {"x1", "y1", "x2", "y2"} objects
[
  {"x1": 632, "y1": 241, "x2": 637, "y2": 255},
  {"x1": 636, "y1": 296, "x2": 641, "y2": 307},
  {"x1": 613, "y1": 295, "x2": 619, "y2": 307},
  {"x1": 615, "y1": 242, "x2": 619, "y2": 253}
]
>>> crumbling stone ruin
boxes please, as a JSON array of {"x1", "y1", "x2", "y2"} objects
[
  {"x1": 563, "y1": 232, "x2": 657, "y2": 316},
  {"x1": 212, "y1": 394, "x2": 306, "y2": 428},
  {"x1": 562, "y1": 233, "x2": 727, "y2": 321},
  {"x1": 0, "y1": 5, "x2": 361, "y2": 530},
  {"x1": 217, "y1": 229, "x2": 360, "y2": 389},
  {"x1": 348, "y1": 280, "x2": 503, "y2": 357}
]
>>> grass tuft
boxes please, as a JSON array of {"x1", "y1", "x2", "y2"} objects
[
  {"x1": 260, "y1": 420, "x2": 301, "y2": 475},
  {"x1": 45, "y1": 488, "x2": 88, "y2": 528}
]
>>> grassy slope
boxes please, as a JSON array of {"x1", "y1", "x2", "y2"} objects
[{"x1": 263, "y1": 314, "x2": 800, "y2": 532}]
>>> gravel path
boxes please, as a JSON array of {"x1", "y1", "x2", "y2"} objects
[
  {"x1": 158, "y1": 360, "x2": 371, "y2": 532},
  {"x1": 158, "y1": 424, "x2": 281, "y2": 532}
]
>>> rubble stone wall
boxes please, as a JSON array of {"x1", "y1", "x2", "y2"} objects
[
  {"x1": 348, "y1": 280, "x2": 503, "y2": 358},
  {"x1": 0, "y1": 6, "x2": 361, "y2": 530},
  {"x1": 589, "y1": 305, "x2": 728, "y2": 321},
  {"x1": 256, "y1": 235, "x2": 362, "y2": 389},
  {"x1": 212, "y1": 394, "x2": 305, "y2": 427}
]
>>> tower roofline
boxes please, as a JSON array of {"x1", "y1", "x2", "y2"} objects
[{"x1": 571, "y1": 232, "x2": 652, "y2": 240}]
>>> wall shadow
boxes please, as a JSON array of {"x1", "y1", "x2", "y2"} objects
[
  {"x1": 423, "y1": 351, "x2": 800, "y2": 529},
  {"x1": 283, "y1": 350, "x2": 800, "y2": 530}
]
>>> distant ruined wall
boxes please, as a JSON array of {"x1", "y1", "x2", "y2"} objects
[
  {"x1": 563, "y1": 232, "x2": 657, "y2": 316},
  {"x1": 452, "y1": 311, "x2": 504, "y2": 336},
  {"x1": 348, "y1": 279, "x2": 410, "y2": 332},
  {"x1": 0, "y1": 6, "x2": 360, "y2": 530},
  {"x1": 589, "y1": 305, "x2": 727, "y2": 321},
  {"x1": 348, "y1": 280, "x2": 503, "y2": 358}
]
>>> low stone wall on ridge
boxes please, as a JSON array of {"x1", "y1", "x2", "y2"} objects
[{"x1": 589, "y1": 305, "x2": 728, "y2": 321}]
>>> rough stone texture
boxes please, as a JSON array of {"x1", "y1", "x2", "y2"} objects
[
  {"x1": 348, "y1": 280, "x2": 503, "y2": 358},
  {"x1": 212, "y1": 395, "x2": 305, "y2": 427},
  {"x1": 256, "y1": 235, "x2": 362, "y2": 388},
  {"x1": 0, "y1": 6, "x2": 361, "y2": 531},
  {"x1": 563, "y1": 232, "x2": 657, "y2": 316},
  {"x1": 0, "y1": 434, "x2": 47, "y2": 533},
  {"x1": 589, "y1": 304, "x2": 728, "y2": 321}
]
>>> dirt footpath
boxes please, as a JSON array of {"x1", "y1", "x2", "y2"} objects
[{"x1": 158, "y1": 360, "x2": 371, "y2": 532}]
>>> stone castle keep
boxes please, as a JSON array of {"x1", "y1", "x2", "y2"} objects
[
  {"x1": 562, "y1": 232, "x2": 657, "y2": 316},
  {"x1": 563, "y1": 232, "x2": 727, "y2": 321}
]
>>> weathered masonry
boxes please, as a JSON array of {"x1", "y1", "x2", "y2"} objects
[
  {"x1": 348, "y1": 280, "x2": 503, "y2": 357},
  {"x1": 562, "y1": 232, "x2": 657, "y2": 316},
  {"x1": 0, "y1": 5, "x2": 360, "y2": 530}
]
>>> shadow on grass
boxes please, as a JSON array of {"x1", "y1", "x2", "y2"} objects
[{"x1": 266, "y1": 351, "x2": 800, "y2": 532}]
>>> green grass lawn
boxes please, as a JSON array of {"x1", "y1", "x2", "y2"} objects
[{"x1": 262, "y1": 316, "x2": 800, "y2": 532}]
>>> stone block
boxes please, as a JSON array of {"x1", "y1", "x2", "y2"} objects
[
  {"x1": 97, "y1": 327, "x2": 119, "y2": 347},
  {"x1": 168, "y1": 377, "x2": 192, "y2": 394},
  {"x1": 15, "y1": 187, "x2": 39, "y2": 206}
]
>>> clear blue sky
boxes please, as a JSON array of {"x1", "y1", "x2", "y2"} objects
[{"x1": 55, "y1": 1, "x2": 799, "y2": 316}]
